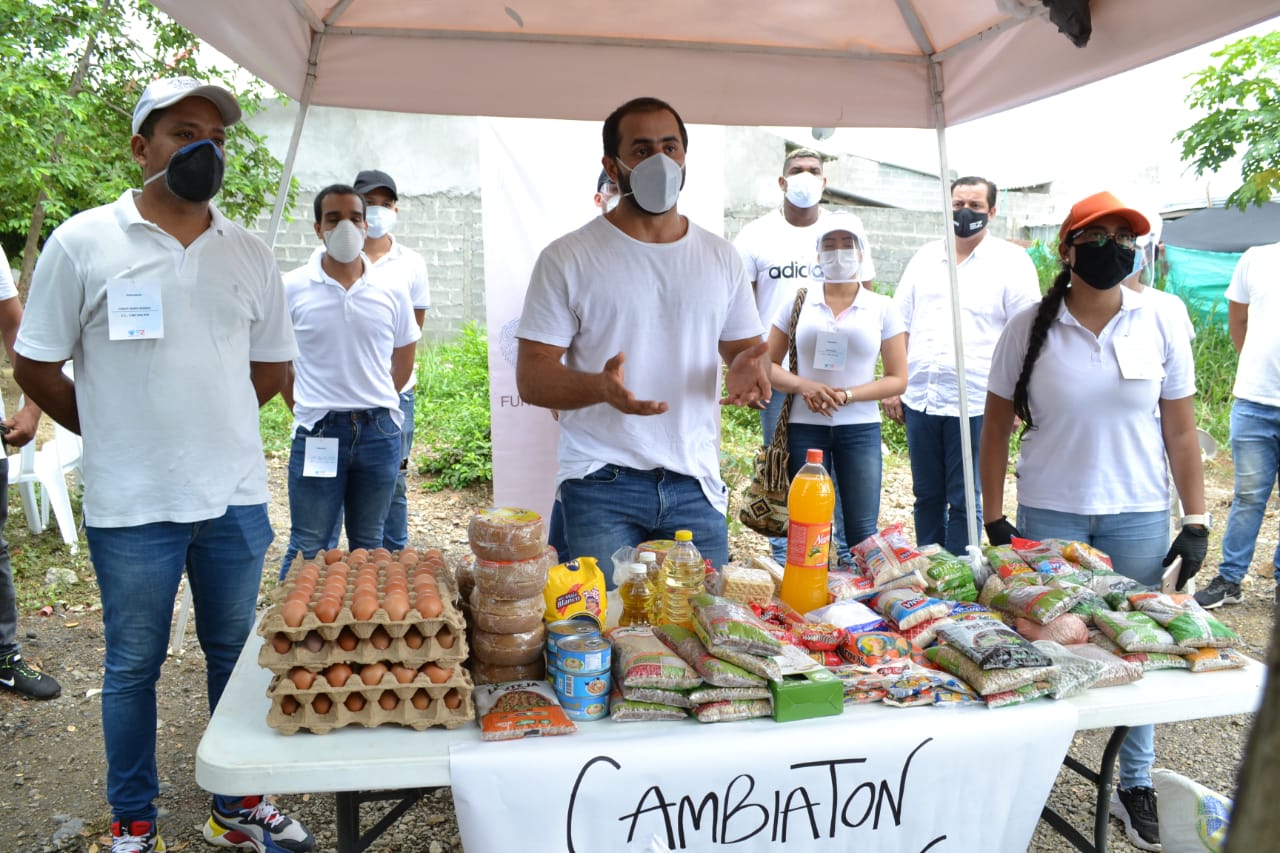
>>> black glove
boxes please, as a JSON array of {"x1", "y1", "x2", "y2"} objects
[
  {"x1": 1164, "y1": 524, "x2": 1209, "y2": 589},
  {"x1": 984, "y1": 516, "x2": 1020, "y2": 546}
]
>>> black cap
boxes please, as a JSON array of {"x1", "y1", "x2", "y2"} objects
[
  {"x1": 353, "y1": 169, "x2": 397, "y2": 199},
  {"x1": 597, "y1": 169, "x2": 613, "y2": 192}
]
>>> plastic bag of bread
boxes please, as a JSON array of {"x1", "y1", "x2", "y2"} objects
[
  {"x1": 468, "y1": 507, "x2": 546, "y2": 562},
  {"x1": 474, "y1": 680, "x2": 576, "y2": 741}
]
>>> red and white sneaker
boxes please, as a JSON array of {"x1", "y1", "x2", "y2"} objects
[{"x1": 203, "y1": 795, "x2": 315, "y2": 852}]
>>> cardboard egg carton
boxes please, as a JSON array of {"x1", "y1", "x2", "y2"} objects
[
  {"x1": 258, "y1": 608, "x2": 467, "y2": 671},
  {"x1": 266, "y1": 668, "x2": 475, "y2": 735}
]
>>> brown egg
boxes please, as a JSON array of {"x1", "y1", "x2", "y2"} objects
[
  {"x1": 361, "y1": 662, "x2": 388, "y2": 686},
  {"x1": 288, "y1": 581, "x2": 315, "y2": 601},
  {"x1": 335, "y1": 626, "x2": 359, "y2": 651},
  {"x1": 271, "y1": 633, "x2": 294, "y2": 654},
  {"x1": 344, "y1": 692, "x2": 366, "y2": 712},
  {"x1": 369, "y1": 626, "x2": 392, "y2": 650},
  {"x1": 289, "y1": 667, "x2": 316, "y2": 690},
  {"x1": 383, "y1": 594, "x2": 410, "y2": 622},
  {"x1": 325, "y1": 548, "x2": 344, "y2": 564},
  {"x1": 422, "y1": 663, "x2": 452, "y2": 684},
  {"x1": 435, "y1": 627, "x2": 456, "y2": 649},
  {"x1": 400, "y1": 552, "x2": 419, "y2": 567},
  {"x1": 443, "y1": 689, "x2": 462, "y2": 710},
  {"x1": 410, "y1": 689, "x2": 430, "y2": 710},
  {"x1": 302, "y1": 631, "x2": 324, "y2": 652},
  {"x1": 327, "y1": 561, "x2": 350, "y2": 577},
  {"x1": 324, "y1": 663, "x2": 353, "y2": 688},
  {"x1": 378, "y1": 690, "x2": 399, "y2": 711},
  {"x1": 390, "y1": 663, "x2": 417, "y2": 684},
  {"x1": 313, "y1": 596, "x2": 341, "y2": 624},
  {"x1": 402, "y1": 627, "x2": 424, "y2": 649},
  {"x1": 350, "y1": 595, "x2": 378, "y2": 621},
  {"x1": 348, "y1": 547, "x2": 369, "y2": 562},
  {"x1": 416, "y1": 594, "x2": 443, "y2": 619},
  {"x1": 280, "y1": 695, "x2": 300, "y2": 716},
  {"x1": 299, "y1": 561, "x2": 322, "y2": 581},
  {"x1": 312, "y1": 694, "x2": 332, "y2": 714},
  {"x1": 280, "y1": 600, "x2": 307, "y2": 628},
  {"x1": 371, "y1": 548, "x2": 393, "y2": 563},
  {"x1": 382, "y1": 578, "x2": 409, "y2": 594}
]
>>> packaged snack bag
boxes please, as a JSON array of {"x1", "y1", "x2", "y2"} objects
[{"x1": 543, "y1": 557, "x2": 607, "y2": 626}]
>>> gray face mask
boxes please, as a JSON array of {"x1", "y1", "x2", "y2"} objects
[{"x1": 616, "y1": 153, "x2": 684, "y2": 214}]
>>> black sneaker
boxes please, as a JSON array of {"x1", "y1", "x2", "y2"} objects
[
  {"x1": 1194, "y1": 576, "x2": 1243, "y2": 610},
  {"x1": 0, "y1": 651, "x2": 61, "y2": 699},
  {"x1": 1111, "y1": 786, "x2": 1161, "y2": 851},
  {"x1": 110, "y1": 820, "x2": 166, "y2": 853},
  {"x1": 204, "y1": 795, "x2": 315, "y2": 851}
]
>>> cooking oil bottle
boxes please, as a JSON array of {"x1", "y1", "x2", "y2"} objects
[
  {"x1": 660, "y1": 530, "x2": 704, "y2": 630},
  {"x1": 618, "y1": 563, "x2": 654, "y2": 627},
  {"x1": 780, "y1": 449, "x2": 835, "y2": 615}
]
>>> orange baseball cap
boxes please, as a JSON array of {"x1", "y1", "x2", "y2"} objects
[{"x1": 1058, "y1": 191, "x2": 1150, "y2": 243}]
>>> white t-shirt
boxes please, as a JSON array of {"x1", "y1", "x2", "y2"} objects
[
  {"x1": 894, "y1": 234, "x2": 1040, "y2": 416},
  {"x1": 1226, "y1": 242, "x2": 1280, "y2": 406},
  {"x1": 371, "y1": 237, "x2": 430, "y2": 393},
  {"x1": 988, "y1": 286, "x2": 1196, "y2": 515},
  {"x1": 734, "y1": 209, "x2": 828, "y2": 333},
  {"x1": 16, "y1": 191, "x2": 298, "y2": 527},
  {"x1": 772, "y1": 285, "x2": 905, "y2": 426},
  {"x1": 283, "y1": 248, "x2": 421, "y2": 432},
  {"x1": 0, "y1": 246, "x2": 17, "y2": 301},
  {"x1": 518, "y1": 215, "x2": 762, "y2": 514}
]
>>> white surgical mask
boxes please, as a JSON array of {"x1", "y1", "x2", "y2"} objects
[
  {"x1": 785, "y1": 172, "x2": 824, "y2": 209},
  {"x1": 365, "y1": 206, "x2": 397, "y2": 239},
  {"x1": 818, "y1": 249, "x2": 861, "y2": 283},
  {"x1": 617, "y1": 153, "x2": 683, "y2": 214},
  {"x1": 324, "y1": 219, "x2": 365, "y2": 264}
]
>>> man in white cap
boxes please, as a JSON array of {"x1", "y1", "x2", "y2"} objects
[{"x1": 14, "y1": 77, "x2": 314, "y2": 853}]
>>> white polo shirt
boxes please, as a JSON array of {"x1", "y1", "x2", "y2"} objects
[
  {"x1": 17, "y1": 191, "x2": 298, "y2": 527},
  {"x1": 518, "y1": 215, "x2": 762, "y2": 514},
  {"x1": 283, "y1": 248, "x2": 421, "y2": 432},
  {"x1": 1226, "y1": 242, "x2": 1280, "y2": 407},
  {"x1": 988, "y1": 286, "x2": 1196, "y2": 515},
  {"x1": 370, "y1": 237, "x2": 430, "y2": 393},
  {"x1": 773, "y1": 285, "x2": 905, "y2": 426},
  {"x1": 894, "y1": 234, "x2": 1040, "y2": 416}
]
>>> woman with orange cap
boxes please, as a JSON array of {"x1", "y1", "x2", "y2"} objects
[{"x1": 978, "y1": 190, "x2": 1209, "y2": 851}]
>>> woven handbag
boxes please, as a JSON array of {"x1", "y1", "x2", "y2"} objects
[{"x1": 738, "y1": 288, "x2": 806, "y2": 537}]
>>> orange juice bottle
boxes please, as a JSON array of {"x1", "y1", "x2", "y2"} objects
[{"x1": 780, "y1": 448, "x2": 836, "y2": 615}]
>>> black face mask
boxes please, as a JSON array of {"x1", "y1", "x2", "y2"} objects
[
  {"x1": 146, "y1": 139, "x2": 224, "y2": 202},
  {"x1": 1071, "y1": 240, "x2": 1136, "y2": 291},
  {"x1": 953, "y1": 207, "x2": 989, "y2": 238}
]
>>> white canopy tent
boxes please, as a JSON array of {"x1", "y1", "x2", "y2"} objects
[{"x1": 152, "y1": 0, "x2": 1280, "y2": 553}]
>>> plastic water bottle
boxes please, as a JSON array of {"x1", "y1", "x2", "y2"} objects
[
  {"x1": 618, "y1": 563, "x2": 655, "y2": 627},
  {"x1": 636, "y1": 550, "x2": 660, "y2": 622},
  {"x1": 780, "y1": 448, "x2": 836, "y2": 615},
  {"x1": 660, "y1": 530, "x2": 705, "y2": 630}
]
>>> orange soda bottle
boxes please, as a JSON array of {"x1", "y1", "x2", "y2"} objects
[{"x1": 780, "y1": 448, "x2": 836, "y2": 615}]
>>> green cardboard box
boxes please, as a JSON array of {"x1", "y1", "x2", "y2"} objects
[{"x1": 769, "y1": 666, "x2": 844, "y2": 722}]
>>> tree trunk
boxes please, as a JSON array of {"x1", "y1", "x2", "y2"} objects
[{"x1": 17, "y1": 0, "x2": 109, "y2": 293}]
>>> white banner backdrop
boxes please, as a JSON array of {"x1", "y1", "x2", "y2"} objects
[
  {"x1": 451, "y1": 699, "x2": 1077, "y2": 852},
  {"x1": 481, "y1": 118, "x2": 725, "y2": 519}
]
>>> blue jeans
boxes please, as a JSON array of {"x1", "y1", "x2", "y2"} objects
[
  {"x1": 762, "y1": 398, "x2": 849, "y2": 562},
  {"x1": 282, "y1": 408, "x2": 401, "y2": 579},
  {"x1": 0, "y1": 461, "x2": 16, "y2": 658},
  {"x1": 787, "y1": 422, "x2": 883, "y2": 550},
  {"x1": 1218, "y1": 398, "x2": 1280, "y2": 584},
  {"x1": 547, "y1": 499, "x2": 569, "y2": 561},
  {"x1": 86, "y1": 504, "x2": 272, "y2": 824},
  {"x1": 904, "y1": 406, "x2": 983, "y2": 555},
  {"x1": 1018, "y1": 504, "x2": 1169, "y2": 790},
  {"x1": 325, "y1": 390, "x2": 417, "y2": 551},
  {"x1": 560, "y1": 465, "x2": 728, "y2": 589}
]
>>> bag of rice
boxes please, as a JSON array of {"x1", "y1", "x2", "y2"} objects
[
  {"x1": 1121, "y1": 651, "x2": 1190, "y2": 671},
  {"x1": 621, "y1": 684, "x2": 695, "y2": 708},
  {"x1": 610, "y1": 627, "x2": 703, "y2": 689},
  {"x1": 688, "y1": 684, "x2": 771, "y2": 704},
  {"x1": 705, "y1": 645, "x2": 783, "y2": 681},
  {"x1": 609, "y1": 689, "x2": 689, "y2": 721},
  {"x1": 922, "y1": 547, "x2": 979, "y2": 602},
  {"x1": 873, "y1": 589, "x2": 952, "y2": 630},
  {"x1": 652, "y1": 624, "x2": 765, "y2": 687},
  {"x1": 1184, "y1": 647, "x2": 1250, "y2": 673},
  {"x1": 692, "y1": 594, "x2": 783, "y2": 657},
  {"x1": 1063, "y1": 642, "x2": 1143, "y2": 687},
  {"x1": 474, "y1": 680, "x2": 577, "y2": 741},
  {"x1": 851, "y1": 524, "x2": 929, "y2": 584},
  {"x1": 899, "y1": 615, "x2": 953, "y2": 647},
  {"x1": 1093, "y1": 611, "x2": 1185, "y2": 655},
  {"x1": 1016, "y1": 613, "x2": 1090, "y2": 646},
  {"x1": 1030, "y1": 640, "x2": 1107, "y2": 698},
  {"x1": 990, "y1": 585, "x2": 1085, "y2": 625},
  {"x1": 1127, "y1": 591, "x2": 1201, "y2": 625},
  {"x1": 924, "y1": 645, "x2": 1056, "y2": 696},
  {"x1": 983, "y1": 545, "x2": 1035, "y2": 581},
  {"x1": 692, "y1": 698, "x2": 773, "y2": 723},
  {"x1": 936, "y1": 619, "x2": 1053, "y2": 669},
  {"x1": 1166, "y1": 611, "x2": 1240, "y2": 650},
  {"x1": 805, "y1": 599, "x2": 886, "y2": 634}
]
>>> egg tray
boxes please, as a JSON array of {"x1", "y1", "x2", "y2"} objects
[
  {"x1": 259, "y1": 609, "x2": 468, "y2": 671},
  {"x1": 266, "y1": 669, "x2": 475, "y2": 735},
  {"x1": 260, "y1": 570, "x2": 461, "y2": 641}
]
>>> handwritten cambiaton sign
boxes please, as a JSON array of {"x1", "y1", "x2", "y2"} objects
[{"x1": 450, "y1": 700, "x2": 1077, "y2": 852}]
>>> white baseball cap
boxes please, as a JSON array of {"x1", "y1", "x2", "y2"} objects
[
  {"x1": 815, "y1": 210, "x2": 878, "y2": 280},
  {"x1": 131, "y1": 76, "x2": 241, "y2": 136}
]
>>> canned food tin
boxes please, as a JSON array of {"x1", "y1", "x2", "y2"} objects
[
  {"x1": 557, "y1": 693, "x2": 609, "y2": 721},
  {"x1": 555, "y1": 636, "x2": 612, "y2": 673},
  {"x1": 545, "y1": 619, "x2": 601, "y2": 669},
  {"x1": 552, "y1": 666, "x2": 611, "y2": 700}
]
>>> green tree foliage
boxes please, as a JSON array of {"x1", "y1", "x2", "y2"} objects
[
  {"x1": 0, "y1": 0, "x2": 295, "y2": 286},
  {"x1": 1175, "y1": 32, "x2": 1280, "y2": 211}
]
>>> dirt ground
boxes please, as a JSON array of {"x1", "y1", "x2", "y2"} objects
[{"x1": 2, "y1": 451, "x2": 1276, "y2": 853}]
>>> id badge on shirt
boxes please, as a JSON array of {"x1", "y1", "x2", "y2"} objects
[
  {"x1": 106, "y1": 277, "x2": 164, "y2": 340},
  {"x1": 1113, "y1": 336, "x2": 1165, "y2": 381},
  {"x1": 303, "y1": 437, "x2": 339, "y2": 477},
  {"x1": 813, "y1": 331, "x2": 847, "y2": 371}
]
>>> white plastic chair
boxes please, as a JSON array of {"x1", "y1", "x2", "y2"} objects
[{"x1": 2, "y1": 397, "x2": 80, "y2": 554}]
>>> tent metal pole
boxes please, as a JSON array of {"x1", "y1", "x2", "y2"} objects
[
  {"x1": 927, "y1": 59, "x2": 983, "y2": 563},
  {"x1": 266, "y1": 28, "x2": 324, "y2": 248}
]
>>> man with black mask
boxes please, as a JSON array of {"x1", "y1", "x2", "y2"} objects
[
  {"x1": 14, "y1": 78, "x2": 314, "y2": 853},
  {"x1": 885, "y1": 176, "x2": 1040, "y2": 556}
]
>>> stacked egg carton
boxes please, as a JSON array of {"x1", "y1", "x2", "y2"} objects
[
  {"x1": 466, "y1": 508, "x2": 555, "y2": 684},
  {"x1": 258, "y1": 546, "x2": 474, "y2": 734}
]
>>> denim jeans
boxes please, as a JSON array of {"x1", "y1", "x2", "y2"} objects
[
  {"x1": 1017, "y1": 504, "x2": 1169, "y2": 789},
  {"x1": 1218, "y1": 398, "x2": 1280, "y2": 584},
  {"x1": 904, "y1": 406, "x2": 983, "y2": 555},
  {"x1": 547, "y1": 499, "x2": 569, "y2": 561},
  {"x1": 86, "y1": 504, "x2": 272, "y2": 823},
  {"x1": 325, "y1": 391, "x2": 416, "y2": 552},
  {"x1": 0, "y1": 461, "x2": 16, "y2": 657},
  {"x1": 762, "y1": 397, "x2": 849, "y2": 562},
  {"x1": 281, "y1": 408, "x2": 401, "y2": 579},
  {"x1": 787, "y1": 422, "x2": 883, "y2": 550},
  {"x1": 560, "y1": 465, "x2": 728, "y2": 589}
]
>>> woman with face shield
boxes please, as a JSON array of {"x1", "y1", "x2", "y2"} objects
[{"x1": 765, "y1": 212, "x2": 908, "y2": 554}]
